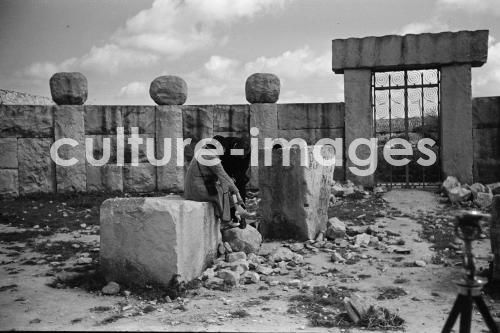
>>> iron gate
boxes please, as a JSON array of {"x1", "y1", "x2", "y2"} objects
[{"x1": 372, "y1": 69, "x2": 441, "y2": 188}]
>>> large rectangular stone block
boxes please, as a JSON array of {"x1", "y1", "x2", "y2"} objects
[
  {"x1": 122, "y1": 106, "x2": 155, "y2": 134},
  {"x1": 332, "y1": 30, "x2": 488, "y2": 73},
  {"x1": 100, "y1": 196, "x2": 221, "y2": 285},
  {"x1": 123, "y1": 164, "x2": 156, "y2": 192},
  {"x1": 473, "y1": 97, "x2": 500, "y2": 129},
  {"x1": 277, "y1": 103, "x2": 345, "y2": 130},
  {"x1": 0, "y1": 169, "x2": 19, "y2": 197},
  {"x1": 86, "y1": 165, "x2": 123, "y2": 192},
  {"x1": 441, "y1": 64, "x2": 473, "y2": 184},
  {"x1": 213, "y1": 104, "x2": 249, "y2": 132},
  {"x1": 54, "y1": 105, "x2": 86, "y2": 192},
  {"x1": 18, "y1": 138, "x2": 55, "y2": 195},
  {"x1": 85, "y1": 135, "x2": 118, "y2": 164},
  {"x1": 259, "y1": 145, "x2": 335, "y2": 241},
  {"x1": 84, "y1": 105, "x2": 123, "y2": 135},
  {"x1": 156, "y1": 106, "x2": 184, "y2": 192},
  {"x1": 0, "y1": 138, "x2": 18, "y2": 169},
  {"x1": 0, "y1": 105, "x2": 53, "y2": 138}
]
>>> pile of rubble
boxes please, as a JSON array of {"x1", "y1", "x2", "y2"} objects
[{"x1": 442, "y1": 176, "x2": 500, "y2": 208}]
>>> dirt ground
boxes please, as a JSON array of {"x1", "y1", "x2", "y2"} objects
[{"x1": 0, "y1": 189, "x2": 499, "y2": 332}]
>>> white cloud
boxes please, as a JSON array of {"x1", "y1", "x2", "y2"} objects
[
  {"x1": 21, "y1": 0, "x2": 290, "y2": 78},
  {"x1": 437, "y1": 0, "x2": 500, "y2": 15},
  {"x1": 118, "y1": 81, "x2": 149, "y2": 99},
  {"x1": 472, "y1": 36, "x2": 500, "y2": 97},
  {"x1": 398, "y1": 20, "x2": 449, "y2": 35}
]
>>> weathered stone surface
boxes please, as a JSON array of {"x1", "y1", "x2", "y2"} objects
[
  {"x1": 100, "y1": 196, "x2": 220, "y2": 286},
  {"x1": 0, "y1": 105, "x2": 53, "y2": 138},
  {"x1": 475, "y1": 191, "x2": 493, "y2": 208},
  {"x1": 325, "y1": 217, "x2": 346, "y2": 240},
  {"x1": 226, "y1": 251, "x2": 247, "y2": 263},
  {"x1": 344, "y1": 69, "x2": 374, "y2": 187},
  {"x1": 86, "y1": 165, "x2": 123, "y2": 192},
  {"x1": 473, "y1": 128, "x2": 500, "y2": 179},
  {"x1": 156, "y1": 106, "x2": 184, "y2": 192},
  {"x1": 124, "y1": 134, "x2": 150, "y2": 164},
  {"x1": 0, "y1": 89, "x2": 54, "y2": 105},
  {"x1": 222, "y1": 225, "x2": 262, "y2": 254},
  {"x1": 448, "y1": 186, "x2": 472, "y2": 203},
  {"x1": 441, "y1": 65, "x2": 473, "y2": 184},
  {"x1": 442, "y1": 176, "x2": 460, "y2": 194},
  {"x1": 50, "y1": 72, "x2": 88, "y2": 105},
  {"x1": 489, "y1": 183, "x2": 500, "y2": 195},
  {"x1": 473, "y1": 97, "x2": 500, "y2": 128},
  {"x1": 332, "y1": 30, "x2": 489, "y2": 73},
  {"x1": 470, "y1": 183, "x2": 487, "y2": 199},
  {"x1": 123, "y1": 164, "x2": 156, "y2": 192},
  {"x1": 122, "y1": 106, "x2": 155, "y2": 134},
  {"x1": 277, "y1": 103, "x2": 344, "y2": 130},
  {"x1": 491, "y1": 195, "x2": 500, "y2": 281},
  {"x1": 182, "y1": 105, "x2": 214, "y2": 166},
  {"x1": 0, "y1": 138, "x2": 18, "y2": 169},
  {"x1": 216, "y1": 269, "x2": 240, "y2": 286},
  {"x1": 213, "y1": 104, "x2": 249, "y2": 132},
  {"x1": 85, "y1": 134, "x2": 118, "y2": 164},
  {"x1": 54, "y1": 106, "x2": 86, "y2": 192},
  {"x1": 102, "y1": 281, "x2": 120, "y2": 295},
  {"x1": 0, "y1": 169, "x2": 18, "y2": 197},
  {"x1": 259, "y1": 145, "x2": 335, "y2": 240},
  {"x1": 84, "y1": 105, "x2": 123, "y2": 135},
  {"x1": 149, "y1": 76, "x2": 187, "y2": 105},
  {"x1": 18, "y1": 138, "x2": 55, "y2": 195},
  {"x1": 245, "y1": 73, "x2": 280, "y2": 104}
]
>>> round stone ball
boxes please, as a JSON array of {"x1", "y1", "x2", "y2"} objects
[
  {"x1": 49, "y1": 72, "x2": 88, "y2": 105},
  {"x1": 245, "y1": 73, "x2": 280, "y2": 104},
  {"x1": 149, "y1": 75, "x2": 187, "y2": 105}
]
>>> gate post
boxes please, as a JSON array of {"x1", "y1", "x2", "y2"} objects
[
  {"x1": 440, "y1": 64, "x2": 474, "y2": 184},
  {"x1": 344, "y1": 69, "x2": 375, "y2": 187}
]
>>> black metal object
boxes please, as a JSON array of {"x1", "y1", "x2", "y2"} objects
[
  {"x1": 372, "y1": 69, "x2": 441, "y2": 188},
  {"x1": 442, "y1": 211, "x2": 499, "y2": 333}
]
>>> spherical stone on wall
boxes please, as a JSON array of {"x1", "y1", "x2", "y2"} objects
[
  {"x1": 245, "y1": 73, "x2": 280, "y2": 104},
  {"x1": 149, "y1": 75, "x2": 187, "y2": 105},
  {"x1": 49, "y1": 72, "x2": 88, "y2": 105}
]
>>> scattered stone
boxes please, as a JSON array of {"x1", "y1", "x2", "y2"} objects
[
  {"x1": 256, "y1": 265, "x2": 273, "y2": 276},
  {"x1": 414, "y1": 260, "x2": 427, "y2": 267},
  {"x1": 102, "y1": 281, "x2": 120, "y2": 295},
  {"x1": 216, "y1": 269, "x2": 240, "y2": 286},
  {"x1": 224, "y1": 242, "x2": 233, "y2": 253},
  {"x1": 268, "y1": 280, "x2": 279, "y2": 286},
  {"x1": 217, "y1": 243, "x2": 225, "y2": 256},
  {"x1": 475, "y1": 192, "x2": 493, "y2": 208},
  {"x1": 344, "y1": 293, "x2": 369, "y2": 324},
  {"x1": 391, "y1": 246, "x2": 411, "y2": 254},
  {"x1": 442, "y1": 176, "x2": 460, "y2": 194},
  {"x1": 268, "y1": 247, "x2": 294, "y2": 262},
  {"x1": 228, "y1": 260, "x2": 249, "y2": 274},
  {"x1": 448, "y1": 186, "x2": 472, "y2": 203},
  {"x1": 202, "y1": 268, "x2": 215, "y2": 280},
  {"x1": 315, "y1": 232, "x2": 325, "y2": 242},
  {"x1": 470, "y1": 183, "x2": 487, "y2": 199},
  {"x1": 290, "y1": 243, "x2": 304, "y2": 252},
  {"x1": 331, "y1": 251, "x2": 345, "y2": 263},
  {"x1": 325, "y1": 217, "x2": 346, "y2": 240},
  {"x1": 242, "y1": 271, "x2": 260, "y2": 284},
  {"x1": 487, "y1": 182, "x2": 500, "y2": 195},
  {"x1": 76, "y1": 257, "x2": 92, "y2": 265},
  {"x1": 149, "y1": 75, "x2": 187, "y2": 105},
  {"x1": 226, "y1": 251, "x2": 247, "y2": 263},
  {"x1": 355, "y1": 233, "x2": 371, "y2": 247},
  {"x1": 222, "y1": 225, "x2": 262, "y2": 254}
]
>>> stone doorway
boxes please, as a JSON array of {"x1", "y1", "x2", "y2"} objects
[{"x1": 372, "y1": 69, "x2": 442, "y2": 188}]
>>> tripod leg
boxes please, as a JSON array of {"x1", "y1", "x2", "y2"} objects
[
  {"x1": 442, "y1": 296, "x2": 464, "y2": 333},
  {"x1": 474, "y1": 296, "x2": 500, "y2": 333},
  {"x1": 459, "y1": 294, "x2": 473, "y2": 333}
]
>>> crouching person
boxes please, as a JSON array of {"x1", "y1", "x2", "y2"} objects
[{"x1": 184, "y1": 138, "x2": 254, "y2": 230}]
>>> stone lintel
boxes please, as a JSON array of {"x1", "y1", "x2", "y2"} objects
[{"x1": 332, "y1": 30, "x2": 489, "y2": 74}]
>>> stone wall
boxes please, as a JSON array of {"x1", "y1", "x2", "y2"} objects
[
  {"x1": 473, "y1": 97, "x2": 500, "y2": 184},
  {"x1": 0, "y1": 102, "x2": 346, "y2": 197},
  {"x1": 0, "y1": 89, "x2": 54, "y2": 105}
]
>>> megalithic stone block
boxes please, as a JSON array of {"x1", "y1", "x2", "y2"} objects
[
  {"x1": 50, "y1": 72, "x2": 88, "y2": 105},
  {"x1": 245, "y1": 73, "x2": 280, "y2": 104},
  {"x1": 100, "y1": 196, "x2": 221, "y2": 286},
  {"x1": 53, "y1": 105, "x2": 86, "y2": 192},
  {"x1": 259, "y1": 145, "x2": 335, "y2": 241}
]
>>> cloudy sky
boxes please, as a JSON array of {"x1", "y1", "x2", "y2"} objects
[{"x1": 1, "y1": 0, "x2": 499, "y2": 105}]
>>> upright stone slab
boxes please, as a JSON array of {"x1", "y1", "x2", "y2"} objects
[
  {"x1": 54, "y1": 105, "x2": 86, "y2": 192},
  {"x1": 259, "y1": 145, "x2": 335, "y2": 240},
  {"x1": 123, "y1": 164, "x2": 156, "y2": 192},
  {"x1": 86, "y1": 165, "x2": 123, "y2": 192},
  {"x1": 100, "y1": 196, "x2": 221, "y2": 285},
  {"x1": 343, "y1": 69, "x2": 374, "y2": 187},
  {"x1": 156, "y1": 106, "x2": 184, "y2": 192},
  {"x1": 0, "y1": 138, "x2": 18, "y2": 169},
  {"x1": 18, "y1": 138, "x2": 55, "y2": 195},
  {"x1": 122, "y1": 106, "x2": 155, "y2": 134},
  {"x1": 84, "y1": 105, "x2": 123, "y2": 135},
  {"x1": 441, "y1": 64, "x2": 473, "y2": 184},
  {"x1": 249, "y1": 104, "x2": 278, "y2": 189},
  {"x1": 213, "y1": 104, "x2": 249, "y2": 134},
  {"x1": 0, "y1": 169, "x2": 18, "y2": 197},
  {"x1": 182, "y1": 105, "x2": 214, "y2": 167}
]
